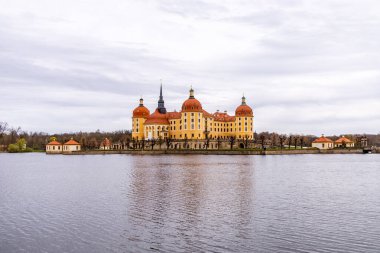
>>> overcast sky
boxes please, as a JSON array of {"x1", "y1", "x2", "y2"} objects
[{"x1": 0, "y1": 0, "x2": 379, "y2": 135}]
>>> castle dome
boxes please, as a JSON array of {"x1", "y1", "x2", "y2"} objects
[
  {"x1": 181, "y1": 87, "x2": 203, "y2": 112},
  {"x1": 133, "y1": 98, "x2": 150, "y2": 118},
  {"x1": 235, "y1": 95, "x2": 253, "y2": 117}
]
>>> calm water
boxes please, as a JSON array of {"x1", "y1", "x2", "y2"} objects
[{"x1": 1, "y1": 153, "x2": 380, "y2": 253}]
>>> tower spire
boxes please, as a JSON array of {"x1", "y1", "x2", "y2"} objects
[
  {"x1": 241, "y1": 94, "x2": 246, "y2": 105},
  {"x1": 160, "y1": 80, "x2": 163, "y2": 100},
  {"x1": 157, "y1": 82, "x2": 166, "y2": 113},
  {"x1": 189, "y1": 85, "x2": 195, "y2": 98}
]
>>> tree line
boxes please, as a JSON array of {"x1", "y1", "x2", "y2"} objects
[
  {"x1": 1, "y1": 121, "x2": 379, "y2": 151},
  {"x1": 0, "y1": 121, "x2": 131, "y2": 151}
]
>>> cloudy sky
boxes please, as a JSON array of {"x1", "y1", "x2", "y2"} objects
[{"x1": 1, "y1": 0, "x2": 379, "y2": 135}]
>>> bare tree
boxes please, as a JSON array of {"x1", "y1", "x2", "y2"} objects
[
  {"x1": 300, "y1": 136, "x2": 305, "y2": 149},
  {"x1": 150, "y1": 139, "x2": 156, "y2": 150},
  {"x1": 279, "y1": 135, "x2": 286, "y2": 149},
  {"x1": 204, "y1": 135, "x2": 210, "y2": 150},
  {"x1": 88, "y1": 137, "x2": 98, "y2": 150},
  {"x1": 0, "y1": 122, "x2": 8, "y2": 144},
  {"x1": 288, "y1": 135, "x2": 293, "y2": 149},
  {"x1": 217, "y1": 136, "x2": 221, "y2": 150},
  {"x1": 158, "y1": 136, "x2": 163, "y2": 150},
  {"x1": 184, "y1": 136, "x2": 188, "y2": 149},
  {"x1": 229, "y1": 136, "x2": 236, "y2": 150},
  {"x1": 260, "y1": 134, "x2": 266, "y2": 150},
  {"x1": 165, "y1": 137, "x2": 172, "y2": 150},
  {"x1": 270, "y1": 133, "x2": 278, "y2": 148},
  {"x1": 294, "y1": 135, "x2": 299, "y2": 149},
  {"x1": 244, "y1": 135, "x2": 250, "y2": 149}
]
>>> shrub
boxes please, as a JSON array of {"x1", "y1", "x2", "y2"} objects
[
  {"x1": 8, "y1": 144, "x2": 19, "y2": 153},
  {"x1": 25, "y1": 147, "x2": 34, "y2": 152}
]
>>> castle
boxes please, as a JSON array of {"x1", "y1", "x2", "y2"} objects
[{"x1": 132, "y1": 85, "x2": 254, "y2": 148}]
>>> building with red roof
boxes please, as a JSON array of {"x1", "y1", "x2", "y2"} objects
[
  {"x1": 46, "y1": 139, "x2": 62, "y2": 154},
  {"x1": 63, "y1": 138, "x2": 81, "y2": 153},
  {"x1": 334, "y1": 136, "x2": 355, "y2": 148},
  {"x1": 132, "y1": 85, "x2": 254, "y2": 142},
  {"x1": 99, "y1": 138, "x2": 112, "y2": 150},
  {"x1": 312, "y1": 135, "x2": 334, "y2": 149}
]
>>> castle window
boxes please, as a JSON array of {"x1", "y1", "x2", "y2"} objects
[
  {"x1": 191, "y1": 113, "x2": 194, "y2": 116},
  {"x1": 192, "y1": 134, "x2": 194, "y2": 138}
]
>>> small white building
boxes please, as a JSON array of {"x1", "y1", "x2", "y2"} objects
[
  {"x1": 63, "y1": 138, "x2": 81, "y2": 153},
  {"x1": 312, "y1": 135, "x2": 334, "y2": 149},
  {"x1": 46, "y1": 140, "x2": 62, "y2": 154},
  {"x1": 334, "y1": 136, "x2": 355, "y2": 148}
]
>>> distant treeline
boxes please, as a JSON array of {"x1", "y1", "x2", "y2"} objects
[
  {"x1": 0, "y1": 121, "x2": 379, "y2": 151},
  {"x1": 253, "y1": 132, "x2": 379, "y2": 149},
  {"x1": 0, "y1": 122, "x2": 130, "y2": 151}
]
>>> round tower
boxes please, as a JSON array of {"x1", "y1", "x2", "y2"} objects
[
  {"x1": 235, "y1": 95, "x2": 254, "y2": 140},
  {"x1": 132, "y1": 97, "x2": 150, "y2": 140},
  {"x1": 180, "y1": 87, "x2": 204, "y2": 140}
]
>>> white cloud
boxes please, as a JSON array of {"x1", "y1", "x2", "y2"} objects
[{"x1": 0, "y1": 0, "x2": 379, "y2": 134}]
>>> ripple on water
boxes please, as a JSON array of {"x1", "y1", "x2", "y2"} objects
[{"x1": 1, "y1": 154, "x2": 380, "y2": 252}]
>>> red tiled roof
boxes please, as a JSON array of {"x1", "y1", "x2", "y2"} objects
[
  {"x1": 101, "y1": 138, "x2": 111, "y2": 146},
  {"x1": 335, "y1": 136, "x2": 353, "y2": 143},
  {"x1": 133, "y1": 105, "x2": 150, "y2": 118},
  {"x1": 167, "y1": 111, "x2": 181, "y2": 119},
  {"x1": 181, "y1": 98, "x2": 203, "y2": 112},
  {"x1": 202, "y1": 109, "x2": 213, "y2": 118},
  {"x1": 313, "y1": 136, "x2": 333, "y2": 143},
  {"x1": 235, "y1": 104, "x2": 253, "y2": 117},
  {"x1": 64, "y1": 139, "x2": 80, "y2": 145},
  {"x1": 47, "y1": 140, "x2": 62, "y2": 145},
  {"x1": 213, "y1": 112, "x2": 235, "y2": 122},
  {"x1": 144, "y1": 109, "x2": 170, "y2": 125}
]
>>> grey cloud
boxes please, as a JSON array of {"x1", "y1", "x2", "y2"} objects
[{"x1": 0, "y1": 1, "x2": 380, "y2": 134}]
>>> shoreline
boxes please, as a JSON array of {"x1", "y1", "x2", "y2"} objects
[{"x1": 53, "y1": 148, "x2": 374, "y2": 155}]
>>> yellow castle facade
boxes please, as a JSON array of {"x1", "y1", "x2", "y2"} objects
[{"x1": 132, "y1": 85, "x2": 254, "y2": 141}]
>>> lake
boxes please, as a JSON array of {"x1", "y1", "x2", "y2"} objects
[{"x1": 1, "y1": 153, "x2": 380, "y2": 252}]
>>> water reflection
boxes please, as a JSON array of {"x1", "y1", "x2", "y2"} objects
[{"x1": 124, "y1": 156, "x2": 256, "y2": 252}]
